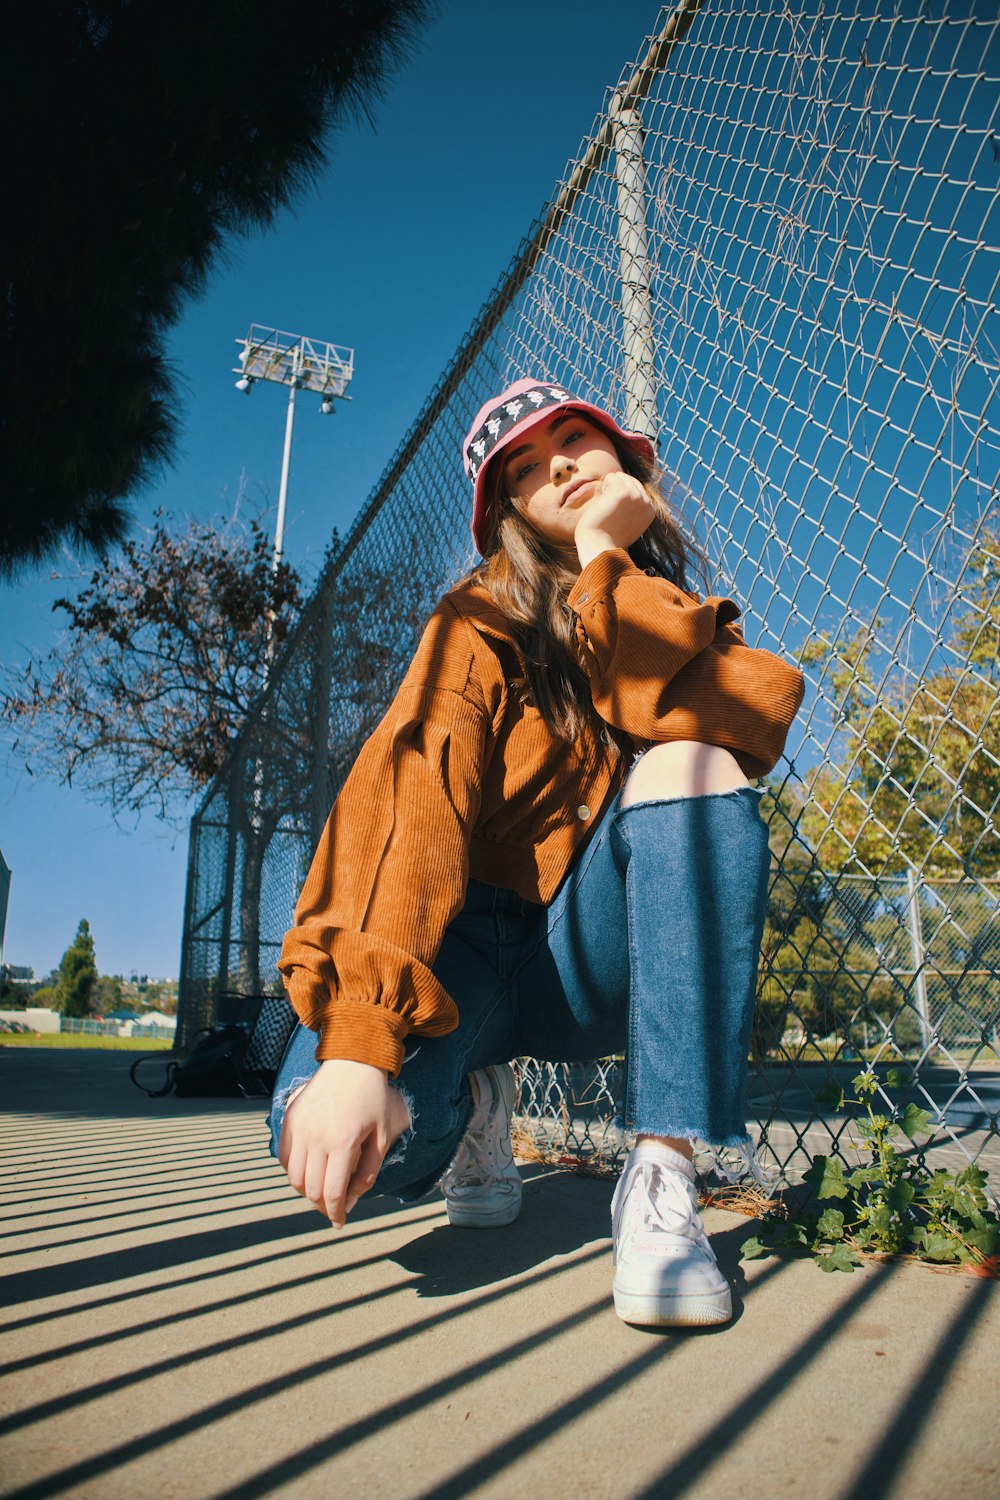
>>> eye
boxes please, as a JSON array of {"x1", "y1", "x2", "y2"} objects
[
  {"x1": 564, "y1": 426, "x2": 587, "y2": 444},
  {"x1": 513, "y1": 458, "x2": 537, "y2": 481}
]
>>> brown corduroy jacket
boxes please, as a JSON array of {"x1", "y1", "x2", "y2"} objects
[{"x1": 277, "y1": 547, "x2": 805, "y2": 1073}]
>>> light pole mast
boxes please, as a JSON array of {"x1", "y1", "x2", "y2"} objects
[{"x1": 234, "y1": 325, "x2": 355, "y2": 581}]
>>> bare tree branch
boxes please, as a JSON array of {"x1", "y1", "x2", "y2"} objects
[{"x1": 0, "y1": 506, "x2": 311, "y2": 829}]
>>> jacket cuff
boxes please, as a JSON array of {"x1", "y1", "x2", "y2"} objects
[
  {"x1": 313, "y1": 999, "x2": 410, "y2": 1075},
  {"x1": 567, "y1": 548, "x2": 640, "y2": 610}
]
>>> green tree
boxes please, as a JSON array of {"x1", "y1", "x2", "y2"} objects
[
  {"x1": 754, "y1": 785, "x2": 928, "y2": 1061},
  {"x1": 57, "y1": 921, "x2": 99, "y2": 1018},
  {"x1": 798, "y1": 526, "x2": 1000, "y2": 878},
  {"x1": 1, "y1": 0, "x2": 430, "y2": 579},
  {"x1": 93, "y1": 975, "x2": 124, "y2": 1015}
]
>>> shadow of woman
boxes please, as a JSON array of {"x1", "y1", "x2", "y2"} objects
[{"x1": 387, "y1": 1165, "x2": 613, "y2": 1296}]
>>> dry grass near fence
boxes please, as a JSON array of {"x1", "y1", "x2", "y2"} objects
[{"x1": 513, "y1": 1119, "x2": 780, "y2": 1217}]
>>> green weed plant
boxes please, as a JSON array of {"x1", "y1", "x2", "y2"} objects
[{"x1": 741, "y1": 1067, "x2": 999, "y2": 1274}]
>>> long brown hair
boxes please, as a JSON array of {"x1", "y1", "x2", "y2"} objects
[{"x1": 471, "y1": 429, "x2": 710, "y2": 761}]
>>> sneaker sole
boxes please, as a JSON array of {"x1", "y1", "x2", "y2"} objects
[
  {"x1": 612, "y1": 1282, "x2": 732, "y2": 1328},
  {"x1": 445, "y1": 1190, "x2": 523, "y2": 1229}
]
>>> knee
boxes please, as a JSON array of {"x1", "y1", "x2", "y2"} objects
[{"x1": 620, "y1": 741, "x2": 750, "y2": 807}]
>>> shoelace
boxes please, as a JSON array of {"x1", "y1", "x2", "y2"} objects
[{"x1": 616, "y1": 1162, "x2": 702, "y2": 1249}]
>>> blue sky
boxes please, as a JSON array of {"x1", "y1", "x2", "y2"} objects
[{"x1": 0, "y1": 0, "x2": 666, "y2": 980}]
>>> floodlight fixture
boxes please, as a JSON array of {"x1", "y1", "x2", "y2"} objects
[
  {"x1": 231, "y1": 324, "x2": 354, "y2": 580},
  {"x1": 233, "y1": 324, "x2": 353, "y2": 401}
]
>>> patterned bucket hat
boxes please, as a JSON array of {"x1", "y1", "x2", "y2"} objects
[{"x1": 462, "y1": 377, "x2": 656, "y2": 552}]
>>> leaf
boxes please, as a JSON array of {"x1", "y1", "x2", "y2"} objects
[
  {"x1": 741, "y1": 1235, "x2": 768, "y2": 1260},
  {"x1": 852, "y1": 1071, "x2": 878, "y2": 1096},
  {"x1": 901, "y1": 1103, "x2": 933, "y2": 1140},
  {"x1": 816, "y1": 1084, "x2": 845, "y2": 1110},
  {"x1": 920, "y1": 1228, "x2": 961, "y2": 1263},
  {"x1": 952, "y1": 1186, "x2": 988, "y2": 1221},
  {"x1": 804, "y1": 1155, "x2": 850, "y2": 1200},
  {"x1": 816, "y1": 1207, "x2": 846, "y2": 1241},
  {"x1": 782, "y1": 1220, "x2": 812, "y2": 1249},
  {"x1": 818, "y1": 1243, "x2": 858, "y2": 1273},
  {"x1": 960, "y1": 1222, "x2": 999, "y2": 1258},
  {"x1": 885, "y1": 1067, "x2": 913, "y2": 1089},
  {"x1": 886, "y1": 1179, "x2": 915, "y2": 1214},
  {"x1": 868, "y1": 1203, "x2": 892, "y2": 1236}
]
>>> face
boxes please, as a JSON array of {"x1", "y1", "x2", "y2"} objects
[{"x1": 497, "y1": 412, "x2": 623, "y2": 550}]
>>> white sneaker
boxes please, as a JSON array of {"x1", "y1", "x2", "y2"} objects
[
  {"x1": 441, "y1": 1064, "x2": 523, "y2": 1228},
  {"x1": 611, "y1": 1141, "x2": 732, "y2": 1327}
]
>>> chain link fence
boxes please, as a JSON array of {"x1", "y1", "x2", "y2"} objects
[{"x1": 178, "y1": 0, "x2": 1000, "y2": 1193}]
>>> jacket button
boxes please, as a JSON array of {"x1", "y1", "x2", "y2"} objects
[{"x1": 576, "y1": 804, "x2": 591, "y2": 821}]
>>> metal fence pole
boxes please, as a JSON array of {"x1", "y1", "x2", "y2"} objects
[
  {"x1": 610, "y1": 103, "x2": 658, "y2": 439},
  {"x1": 309, "y1": 588, "x2": 336, "y2": 851},
  {"x1": 176, "y1": 815, "x2": 202, "y2": 1050},
  {"x1": 906, "y1": 867, "x2": 933, "y2": 1055},
  {"x1": 214, "y1": 763, "x2": 240, "y2": 1025}
]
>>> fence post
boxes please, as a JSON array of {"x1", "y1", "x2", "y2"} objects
[
  {"x1": 310, "y1": 586, "x2": 337, "y2": 851},
  {"x1": 176, "y1": 813, "x2": 202, "y2": 1049},
  {"x1": 906, "y1": 867, "x2": 932, "y2": 1054},
  {"x1": 214, "y1": 760, "x2": 240, "y2": 1025},
  {"x1": 610, "y1": 102, "x2": 658, "y2": 439}
]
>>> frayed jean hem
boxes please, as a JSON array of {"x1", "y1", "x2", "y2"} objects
[{"x1": 611, "y1": 1114, "x2": 752, "y2": 1151}]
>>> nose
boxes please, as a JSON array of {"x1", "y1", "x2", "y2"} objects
[{"x1": 550, "y1": 450, "x2": 576, "y2": 480}]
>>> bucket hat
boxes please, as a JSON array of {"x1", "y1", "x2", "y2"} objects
[{"x1": 462, "y1": 377, "x2": 656, "y2": 552}]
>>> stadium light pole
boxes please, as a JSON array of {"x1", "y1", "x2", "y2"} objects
[
  {"x1": 231, "y1": 327, "x2": 355, "y2": 868},
  {"x1": 233, "y1": 325, "x2": 355, "y2": 580}
]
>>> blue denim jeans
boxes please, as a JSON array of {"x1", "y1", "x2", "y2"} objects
[{"x1": 268, "y1": 784, "x2": 771, "y2": 1202}]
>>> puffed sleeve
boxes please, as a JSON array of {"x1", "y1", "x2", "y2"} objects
[
  {"x1": 276, "y1": 600, "x2": 498, "y2": 1075},
  {"x1": 567, "y1": 548, "x2": 804, "y2": 775}
]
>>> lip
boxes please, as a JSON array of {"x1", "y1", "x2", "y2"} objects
[{"x1": 560, "y1": 477, "x2": 596, "y2": 507}]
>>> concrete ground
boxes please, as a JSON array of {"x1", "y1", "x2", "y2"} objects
[{"x1": 1, "y1": 1048, "x2": 998, "y2": 1500}]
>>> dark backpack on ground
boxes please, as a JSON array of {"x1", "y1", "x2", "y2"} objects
[
  {"x1": 131, "y1": 1024, "x2": 260, "y2": 1099},
  {"x1": 129, "y1": 997, "x2": 297, "y2": 1100}
]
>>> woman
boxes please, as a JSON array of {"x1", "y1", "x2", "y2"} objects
[{"x1": 270, "y1": 377, "x2": 804, "y2": 1327}]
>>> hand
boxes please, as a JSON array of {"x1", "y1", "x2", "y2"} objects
[
  {"x1": 574, "y1": 471, "x2": 655, "y2": 569},
  {"x1": 278, "y1": 1058, "x2": 407, "y2": 1228}
]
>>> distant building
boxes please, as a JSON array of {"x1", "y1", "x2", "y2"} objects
[
  {"x1": 133, "y1": 1009, "x2": 177, "y2": 1032},
  {"x1": 2, "y1": 964, "x2": 34, "y2": 983}
]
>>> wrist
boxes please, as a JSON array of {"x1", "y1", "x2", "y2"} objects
[
  {"x1": 575, "y1": 529, "x2": 620, "y2": 570},
  {"x1": 318, "y1": 1057, "x2": 390, "y2": 1083}
]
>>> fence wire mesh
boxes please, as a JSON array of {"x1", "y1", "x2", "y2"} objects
[{"x1": 179, "y1": 0, "x2": 1000, "y2": 1194}]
